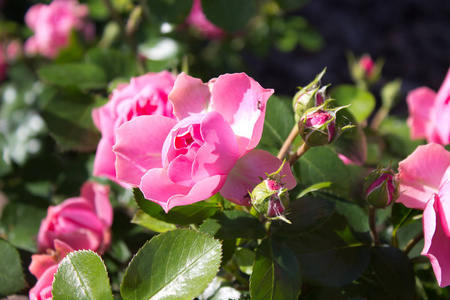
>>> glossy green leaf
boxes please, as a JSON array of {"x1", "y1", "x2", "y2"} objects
[
  {"x1": 250, "y1": 237, "x2": 301, "y2": 300},
  {"x1": 296, "y1": 181, "x2": 332, "y2": 199},
  {"x1": 134, "y1": 188, "x2": 221, "y2": 225},
  {"x1": 379, "y1": 117, "x2": 424, "y2": 158},
  {"x1": 40, "y1": 87, "x2": 101, "y2": 152},
  {"x1": 37, "y1": 63, "x2": 107, "y2": 90},
  {"x1": 199, "y1": 210, "x2": 267, "y2": 239},
  {"x1": 296, "y1": 147, "x2": 351, "y2": 197},
  {"x1": 120, "y1": 229, "x2": 222, "y2": 300},
  {"x1": 131, "y1": 209, "x2": 177, "y2": 233},
  {"x1": 270, "y1": 195, "x2": 335, "y2": 236},
  {"x1": 260, "y1": 95, "x2": 296, "y2": 151},
  {"x1": 235, "y1": 247, "x2": 255, "y2": 275},
  {"x1": 147, "y1": 0, "x2": 193, "y2": 25},
  {"x1": 202, "y1": 0, "x2": 255, "y2": 32},
  {"x1": 85, "y1": 48, "x2": 138, "y2": 81},
  {"x1": 332, "y1": 84, "x2": 376, "y2": 123},
  {"x1": 370, "y1": 246, "x2": 415, "y2": 300},
  {"x1": 53, "y1": 250, "x2": 114, "y2": 300},
  {"x1": 0, "y1": 239, "x2": 26, "y2": 295},
  {"x1": 288, "y1": 229, "x2": 370, "y2": 286}
]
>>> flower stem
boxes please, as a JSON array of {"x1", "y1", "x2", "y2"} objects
[
  {"x1": 277, "y1": 125, "x2": 299, "y2": 160},
  {"x1": 288, "y1": 143, "x2": 311, "y2": 165},
  {"x1": 370, "y1": 106, "x2": 389, "y2": 130},
  {"x1": 369, "y1": 206, "x2": 380, "y2": 245},
  {"x1": 403, "y1": 231, "x2": 424, "y2": 255}
]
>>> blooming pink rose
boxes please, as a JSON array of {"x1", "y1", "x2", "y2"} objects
[
  {"x1": 29, "y1": 240, "x2": 73, "y2": 300},
  {"x1": 397, "y1": 143, "x2": 450, "y2": 286},
  {"x1": 113, "y1": 72, "x2": 296, "y2": 211},
  {"x1": 24, "y1": 0, "x2": 95, "y2": 59},
  {"x1": 186, "y1": 0, "x2": 225, "y2": 39},
  {"x1": 37, "y1": 181, "x2": 113, "y2": 254},
  {"x1": 92, "y1": 71, "x2": 176, "y2": 186},
  {"x1": 407, "y1": 68, "x2": 450, "y2": 145}
]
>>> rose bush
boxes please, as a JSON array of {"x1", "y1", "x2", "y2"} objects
[
  {"x1": 29, "y1": 240, "x2": 73, "y2": 300},
  {"x1": 114, "y1": 72, "x2": 296, "y2": 211},
  {"x1": 397, "y1": 143, "x2": 450, "y2": 286},
  {"x1": 407, "y1": 68, "x2": 450, "y2": 145},
  {"x1": 37, "y1": 181, "x2": 112, "y2": 254},
  {"x1": 92, "y1": 71, "x2": 176, "y2": 185},
  {"x1": 24, "y1": 0, "x2": 94, "y2": 59}
]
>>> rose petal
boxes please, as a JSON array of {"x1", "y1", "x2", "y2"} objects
[
  {"x1": 29, "y1": 254, "x2": 57, "y2": 279},
  {"x1": 169, "y1": 72, "x2": 210, "y2": 120},
  {"x1": 220, "y1": 149, "x2": 296, "y2": 206},
  {"x1": 114, "y1": 115, "x2": 177, "y2": 186},
  {"x1": 422, "y1": 195, "x2": 450, "y2": 287},
  {"x1": 210, "y1": 73, "x2": 274, "y2": 155},
  {"x1": 140, "y1": 168, "x2": 226, "y2": 212},
  {"x1": 406, "y1": 87, "x2": 436, "y2": 139},
  {"x1": 80, "y1": 181, "x2": 113, "y2": 227},
  {"x1": 93, "y1": 138, "x2": 125, "y2": 185},
  {"x1": 437, "y1": 167, "x2": 450, "y2": 237},
  {"x1": 29, "y1": 264, "x2": 59, "y2": 300},
  {"x1": 397, "y1": 143, "x2": 450, "y2": 209}
]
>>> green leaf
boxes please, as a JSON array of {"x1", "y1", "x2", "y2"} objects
[
  {"x1": 199, "y1": 210, "x2": 267, "y2": 239},
  {"x1": 134, "y1": 188, "x2": 222, "y2": 225},
  {"x1": 0, "y1": 239, "x2": 26, "y2": 295},
  {"x1": 260, "y1": 95, "x2": 296, "y2": 150},
  {"x1": 296, "y1": 147, "x2": 351, "y2": 197},
  {"x1": 370, "y1": 246, "x2": 415, "y2": 300},
  {"x1": 296, "y1": 181, "x2": 332, "y2": 198},
  {"x1": 250, "y1": 237, "x2": 301, "y2": 300},
  {"x1": 0, "y1": 202, "x2": 47, "y2": 252},
  {"x1": 381, "y1": 79, "x2": 402, "y2": 109},
  {"x1": 331, "y1": 84, "x2": 376, "y2": 123},
  {"x1": 235, "y1": 247, "x2": 255, "y2": 275},
  {"x1": 85, "y1": 48, "x2": 138, "y2": 81},
  {"x1": 147, "y1": 0, "x2": 193, "y2": 25},
  {"x1": 120, "y1": 229, "x2": 222, "y2": 300},
  {"x1": 52, "y1": 250, "x2": 114, "y2": 300},
  {"x1": 288, "y1": 229, "x2": 371, "y2": 286},
  {"x1": 131, "y1": 209, "x2": 177, "y2": 233},
  {"x1": 270, "y1": 195, "x2": 335, "y2": 236},
  {"x1": 379, "y1": 117, "x2": 424, "y2": 158},
  {"x1": 40, "y1": 87, "x2": 101, "y2": 152},
  {"x1": 202, "y1": 0, "x2": 255, "y2": 33},
  {"x1": 37, "y1": 63, "x2": 107, "y2": 90}
]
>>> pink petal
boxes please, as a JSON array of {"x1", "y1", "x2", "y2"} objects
[
  {"x1": 92, "y1": 138, "x2": 124, "y2": 184},
  {"x1": 169, "y1": 73, "x2": 210, "y2": 120},
  {"x1": 210, "y1": 73, "x2": 274, "y2": 155},
  {"x1": 406, "y1": 87, "x2": 436, "y2": 139},
  {"x1": 192, "y1": 111, "x2": 240, "y2": 182},
  {"x1": 220, "y1": 149, "x2": 296, "y2": 206},
  {"x1": 114, "y1": 116, "x2": 177, "y2": 186},
  {"x1": 422, "y1": 195, "x2": 450, "y2": 287},
  {"x1": 25, "y1": 4, "x2": 44, "y2": 30},
  {"x1": 29, "y1": 264, "x2": 59, "y2": 300},
  {"x1": 397, "y1": 143, "x2": 450, "y2": 209},
  {"x1": 80, "y1": 181, "x2": 113, "y2": 227},
  {"x1": 140, "y1": 168, "x2": 226, "y2": 212},
  {"x1": 432, "y1": 68, "x2": 450, "y2": 144},
  {"x1": 29, "y1": 254, "x2": 57, "y2": 279},
  {"x1": 437, "y1": 167, "x2": 450, "y2": 237}
]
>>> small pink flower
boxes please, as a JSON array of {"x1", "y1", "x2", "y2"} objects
[
  {"x1": 29, "y1": 240, "x2": 73, "y2": 300},
  {"x1": 92, "y1": 71, "x2": 176, "y2": 186},
  {"x1": 407, "y1": 68, "x2": 450, "y2": 145},
  {"x1": 24, "y1": 0, "x2": 94, "y2": 59},
  {"x1": 37, "y1": 181, "x2": 113, "y2": 254},
  {"x1": 359, "y1": 54, "x2": 375, "y2": 77},
  {"x1": 113, "y1": 72, "x2": 296, "y2": 211},
  {"x1": 186, "y1": 0, "x2": 225, "y2": 39},
  {"x1": 397, "y1": 143, "x2": 450, "y2": 287}
]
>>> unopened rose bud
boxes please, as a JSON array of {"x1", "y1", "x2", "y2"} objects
[
  {"x1": 348, "y1": 53, "x2": 383, "y2": 88},
  {"x1": 293, "y1": 68, "x2": 328, "y2": 120},
  {"x1": 364, "y1": 166, "x2": 399, "y2": 208},
  {"x1": 299, "y1": 109, "x2": 335, "y2": 147},
  {"x1": 250, "y1": 162, "x2": 291, "y2": 223},
  {"x1": 359, "y1": 54, "x2": 375, "y2": 78}
]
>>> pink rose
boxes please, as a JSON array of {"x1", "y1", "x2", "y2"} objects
[
  {"x1": 37, "y1": 181, "x2": 113, "y2": 254},
  {"x1": 24, "y1": 0, "x2": 95, "y2": 59},
  {"x1": 407, "y1": 68, "x2": 450, "y2": 145},
  {"x1": 186, "y1": 0, "x2": 225, "y2": 39},
  {"x1": 397, "y1": 143, "x2": 450, "y2": 286},
  {"x1": 92, "y1": 71, "x2": 176, "y2": 186},
  {"x1": 113, "y1": 72, "x2": 296, "y2": 211},
  {"x1": 29, "y1": 240, "x2": 73, "y2": 300}
]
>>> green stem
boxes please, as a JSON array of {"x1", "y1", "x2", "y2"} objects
[
  {"x1": 369, "y1": 207, "x2": 380, "y2": 246},
  {"x1": 370, "y1": 106, "x2": 389, "y2": 130},
  {"x1": 287, "y1": 143, "x2": 311, "y2": 165},
  {"x1": 277, "y1": 124, "x2": 299, "y2": 160},
  {"x1": 403, "y1": 231, "x2": 424, "y2": 255}
]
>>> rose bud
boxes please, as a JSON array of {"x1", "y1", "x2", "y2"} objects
[
  {"x1": 348, "y1": 53, "x2": 383, "y2": 88},
  {"x1": 293, "y1": 68, "x2": 329, "y2": 120},
  {"x1": 364, "y1": 166, "x2": 399, "y2": 208},
  {"x1": 250, "y1": 162, "x2": 291, "y2": 223}
]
